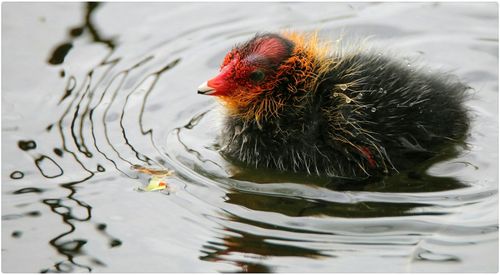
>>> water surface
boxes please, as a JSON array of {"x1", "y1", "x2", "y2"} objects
[{"x1": 2, "y1": 2, "x2": 498, "y2": 272}]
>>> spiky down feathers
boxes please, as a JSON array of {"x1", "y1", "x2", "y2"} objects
[{"x1": 219, "y1": 34, "x2": 469, "y2": 179}]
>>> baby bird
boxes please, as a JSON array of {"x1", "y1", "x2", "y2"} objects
[{"x1": 197, "y1": 32, "x2": 470, "y2": 180}]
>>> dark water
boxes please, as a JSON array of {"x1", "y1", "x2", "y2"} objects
[{"x1": 2, "y1": 2, "x2": 498, "y2": 272}]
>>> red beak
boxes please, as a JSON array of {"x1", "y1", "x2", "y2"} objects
[
  {"x1": 198, "y1": 60, "x2": 236, "y2": 96},
  {"x1": 198, "y1": 75, "x2": 229, "y2": 96}
]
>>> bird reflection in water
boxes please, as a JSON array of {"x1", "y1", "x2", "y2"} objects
[
  {"x1": 196, "y1": 169, "x2": 467, "y2": 271},
  {"x1": 196, "y1": 170, "x2": 466, "y2": 272},
  {"x1": 199, "y1": 218, "x2": 326, "y2": 273}
]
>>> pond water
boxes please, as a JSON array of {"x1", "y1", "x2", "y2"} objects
[{"x1": 2, "y1": 2, "x2": 498, "y2": 273}]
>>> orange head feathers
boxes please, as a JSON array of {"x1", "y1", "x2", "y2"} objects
[{"x1": 198, "y1": 32, "x2": 334, "y2": 122}]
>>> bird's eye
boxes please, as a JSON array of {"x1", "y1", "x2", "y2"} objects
[{"x1": 249, "y1": 70, "x2": 265, "y2": 83}]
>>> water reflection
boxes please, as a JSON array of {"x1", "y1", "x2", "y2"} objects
[
  {"x1": 225, "y1": 191, "x2": 444, "y2": 218},
  {"x1": 48, "y1": 2, "x2": 115, "y2": 65},
  {"x1": 200, "y1": 224, "x2": 325, "y2": 273},
  {"x1": 231, "y1": 162, "x2": 469, "y2": 193},
  {"x1": 9, "y1": 171, "x2": 25, "y2": 179},
  {"x1": 8, "y1": 3, "x2": 154, "y2": 272},
  {"x1": 40, "y1": 182, "x2": 93, "y2": 272},
  {"x1": 37, "y1": 4, "x2": 112, "y2": 270},
  {"x1": 28, "y1": 2, "x2": 187, "y2": 271},
  {"x1": 192, "y1": 173, "x2": 467, "y2": 272}
]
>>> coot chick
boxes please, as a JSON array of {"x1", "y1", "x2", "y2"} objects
[{"x1": 197, "y1": 32, "x2": 470, "y2": 180}]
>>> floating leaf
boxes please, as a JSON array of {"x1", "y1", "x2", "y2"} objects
[
  {"x1": 131, "y1": 164, "x2": 174, "y2": 192},
  {"x1": 142, "y1": 176, "x2": 168, "y2": 192}
]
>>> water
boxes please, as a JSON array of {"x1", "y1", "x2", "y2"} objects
[{"x1": 2, "y1": 2, "x2": 498, "y2": 272}]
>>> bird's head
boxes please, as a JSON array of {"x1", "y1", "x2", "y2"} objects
[
  {"x1": 198, "y1": 32, "x2": 333, "y2": 120},
  {"x1": 198, "y1": 33, "x2": 294, "y2": 96}
]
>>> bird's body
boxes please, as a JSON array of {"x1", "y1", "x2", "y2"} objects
[{"x1": 198, "y1": 32, "x2": 470, "y2": 179}]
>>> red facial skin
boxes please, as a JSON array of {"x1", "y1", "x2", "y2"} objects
[
  {"x1": 205, "y1": 37, "x2": 291, "y2": 97},
  {"x1": 206, "y1": 55, "x2": 249, "y2": 97}
]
